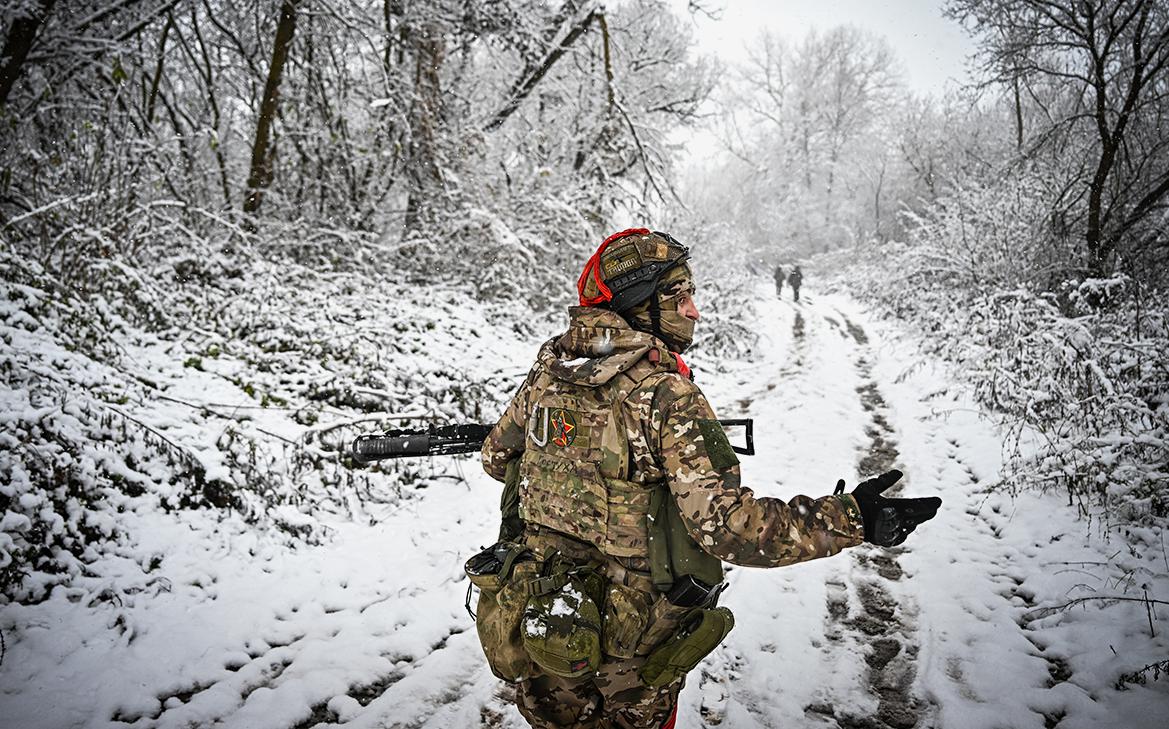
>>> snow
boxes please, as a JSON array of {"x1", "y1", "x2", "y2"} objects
[{"x1": 1, "y1": 279, "x2": 1166, "y2": 728}]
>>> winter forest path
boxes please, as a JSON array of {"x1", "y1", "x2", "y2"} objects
[
  {"x1": 684, "y1": 286, "x2": 943, "y2": 728},
  {"x1": 680, "y1": 283, "x2": 1083, "y2": 729},
  {"x1": 4, "y1": 283, "x2": 1162, "y2": 729}
]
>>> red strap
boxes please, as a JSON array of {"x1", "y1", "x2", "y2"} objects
[
  {"x1": 577, "y1": 227, "x2": 651, "y2": 306},
  {"x1": 673, "y1": 353, "x2": 691, "y2": 380},
  {"x1": 659, "y1": 705, "x2": 678, "y2": 729}
]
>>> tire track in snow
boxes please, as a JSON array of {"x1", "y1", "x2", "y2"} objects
[{"x1": 809, "y1": 313, "x2": 934, "y2": 729}]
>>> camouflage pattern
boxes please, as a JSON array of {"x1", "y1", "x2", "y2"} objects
[
  {"x1": 514, "y1": 529, "x2": 682, "y2": 729},
  {"x1": 578, "y1": 230, "x2": 689, "y2": 311},
  {"x1": 480, "y1": 305, "x2": 864, "y2": 726},
  {"x1": 625, "y1": 263, "x2": 697, "y2": 354},
  {"x1": 482, "y1": 306, "x2": 864, "y2": 568}
]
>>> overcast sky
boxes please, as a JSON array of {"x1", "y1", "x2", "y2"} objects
[{"x1": 668, "y1": 0, "x2": 976, "y2": 96}]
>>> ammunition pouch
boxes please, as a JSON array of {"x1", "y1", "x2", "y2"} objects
[
  {"x1": 602, "y1": 581, "x2": 651, "y2": 659},
  {"x1": 639, "y1": 606, "x2": 735, "y2": 688},
  {"x1": 465, "y1": 541, "x2": 536, "y2": 682}
]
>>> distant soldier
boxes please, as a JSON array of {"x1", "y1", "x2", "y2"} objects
[
  {"x1": 477, "y1": 229, "x2": 941, "y2": 729},
  {"x1": 789, "y1": 265, "x2": 803, "y2": 302},
  {"x1": 773, "y1": 264, "x2": 786, "y2": 298}
]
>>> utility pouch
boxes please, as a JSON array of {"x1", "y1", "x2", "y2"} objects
[
  {"x1": 634, "y1": 593, "x2": 691, "y2": 656},
  {"x1": 465, "y1": 540, "x2": 530, "y2": 594},
  {"x1": 465, "y1": 542, "x2": 535, "y2": 682},
  {"x1": 639, "y1": 606, "x2": 735, "y2": 688},
  {"x1": 647, "y1": 485, "x2": 724, "y2": 593},
  {"x1": 521, "y1": 565, "x2": 605, "y2": 678},
  {"x1": 602, "y1": 582, "x2": 650, "y2": 660}
]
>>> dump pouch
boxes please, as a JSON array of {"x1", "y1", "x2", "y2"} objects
[
  {"x1": 521, "y1": 564, "x2": 605, "y2": 678},
  {"x1": 639, "y1": 606, "x2": 735, "y2": 688},
  {"x1": 647, "y1": 484, "x2": 724, "y2": 592},
  {"x1": 465, "y1": 541, "x2": 535, "y2": 682}
]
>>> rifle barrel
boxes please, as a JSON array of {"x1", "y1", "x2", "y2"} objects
[{"x1": 350, "y1": 421, "x2": 753, "y2": 463}]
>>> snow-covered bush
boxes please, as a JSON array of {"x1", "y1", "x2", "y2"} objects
[
  {"x1": 0, "y1": 252, "x2": 220, "y2": 602},
  {"x1": 0, "y1": 217, "x2": 546, "y2": 603},
  {"x1": 822, "y1": 175, "x2": 1168, "y2": 523}
]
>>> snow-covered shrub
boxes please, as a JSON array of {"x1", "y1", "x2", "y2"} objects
[
  {"x1": 822, "y1": 171, "x2": 1168, "y2": 523},
  {"x1": 0, "y1": 252, "x2": 224, "y2": 602},
  {"x1": 894, "y1": 166, "x2": 1075, "y2": 291},
  {"x1": 0, "y1": 218, "x2": 544, "y2": 603},
  {"x1": 964, "y1": 284, "x2": 1168, "y2": 519},
  {"x1": 691, "y1": 279, "x2": 760, "y2": 364}
]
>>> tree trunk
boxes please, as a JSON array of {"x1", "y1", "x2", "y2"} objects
[
  {"x1": 1011, "y1": 75, "x2": 1023, "y2": 152},
  {"x1": 484, "y1": 7, "x2": 597, "y2": 132},
  {"x1": 0, "y1": 0, "x2": 56, "y2": 106},
  {"x1": 403, "y1": 20, "x2": 446, "y2": 236},
  {"x1": 244, "y1": 0, "x2": 300, "y2": 216}
]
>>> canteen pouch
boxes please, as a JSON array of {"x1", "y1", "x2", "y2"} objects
[
  {"x1": 465, "y1": 542, "x2": 536, "y2": 682},
  {"x1": 602, "y1": 582, "x2": 650, "y2": 660},
  {"x1": 521, "y1": 570, "x2": 605, "y2": 678},
  {"x1": 639, "y1": 606, "x2": 735, "y2": 688}
]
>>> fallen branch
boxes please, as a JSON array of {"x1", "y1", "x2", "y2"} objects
[
  {"x1": 1116, "y1": 658, "x2": 1169, "y2": 689},
  {"x1": 1025, "y1": 594, "x2": 1169, "y2": 623}
]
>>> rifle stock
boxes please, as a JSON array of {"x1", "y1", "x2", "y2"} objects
[{"x1": 351, "y1": 419, "x2": 753, "y2": 463}]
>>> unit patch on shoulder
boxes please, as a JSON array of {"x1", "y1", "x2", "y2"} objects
[{"x1": 697, "y1": 419, "x2": 739, "y2": 472}]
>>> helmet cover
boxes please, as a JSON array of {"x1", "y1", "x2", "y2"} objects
[{"x1": 578, "y1": 229, "x2": 690, "y2": 313}]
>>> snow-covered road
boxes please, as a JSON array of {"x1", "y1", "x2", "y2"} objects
[{"x1": 2, "y1": 284, "x2": 1166, "y2": 729}]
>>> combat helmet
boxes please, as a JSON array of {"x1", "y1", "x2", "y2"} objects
[{"x1": 577, "y1": 228, "x2": 696, "y2": 351}]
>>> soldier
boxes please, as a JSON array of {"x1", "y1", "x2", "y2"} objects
[
  {"x1": 789, "y1": 264, "x2": 803, "y2": 302},
  {"x1": 478, "y1": 228, "x2": 940, "y2": 729},
  {"x1": 773, "y1": 264, "x2": 786, "y2": 298}
]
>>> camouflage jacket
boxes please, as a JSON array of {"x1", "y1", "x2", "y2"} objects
[{"x1": 482, "y1": 306, "x2": 863, "y2": 568}]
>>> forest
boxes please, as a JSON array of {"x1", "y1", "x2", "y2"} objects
[{"x1": 1, "y1": 1, "x2": 1167, "y2": 727}]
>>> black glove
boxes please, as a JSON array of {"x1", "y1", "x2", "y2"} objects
[{"x1": 835, "y1": 469, "x2": 942, "y2": 547}]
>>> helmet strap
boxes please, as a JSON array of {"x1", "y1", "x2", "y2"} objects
[{"x1": 650, "y1": 292, "x2": 665, "y2": 346}]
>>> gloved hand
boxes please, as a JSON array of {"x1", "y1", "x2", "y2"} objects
[{"x1": 835, "y1": 469, "x2": 942, "y2": 547}]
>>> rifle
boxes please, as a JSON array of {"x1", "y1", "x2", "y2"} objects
[{"x1": 351, "y1": 419, "x2": 755, "y2": 464}]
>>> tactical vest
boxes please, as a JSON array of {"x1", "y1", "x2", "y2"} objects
[{"x1": 516, "y1": 355, "x2": 722, "y2": 590}]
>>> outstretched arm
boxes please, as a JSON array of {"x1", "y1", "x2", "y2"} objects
[{"x1": 657, "y1": 382, "x2": 864, "y2": 568}]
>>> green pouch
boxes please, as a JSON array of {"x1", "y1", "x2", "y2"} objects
[
  {"x1": 647, "y1": 485, "x2": 725, "y2": 593},
  {"x1": 498, "y1": 458, "x2": 524, "y2": 542},
  {"x1": 465, "y1": 542, "x2": 536, "y2": 682},
  {"x1": 521, "y1": 570, "x2": 605, "y2": 678},
  {"x1": 639, "y1": 606, "x2": 735, "y2": 688}
]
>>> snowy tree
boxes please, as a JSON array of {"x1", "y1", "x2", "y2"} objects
[{"x1": 948, "y1": 0, "x2": 1169, "y2": 280}]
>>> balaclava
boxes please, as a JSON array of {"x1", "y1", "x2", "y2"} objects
[{"x1": 624, "y1": 262, "x2": 697, "y2": 353}]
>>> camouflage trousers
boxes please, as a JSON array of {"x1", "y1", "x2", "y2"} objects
[
  {"x1": 516, "y1": 659, "x2": 681, "y2": 729},
  {"x1": 514, "y1": 528, "x2": 683, "y2": 729}
]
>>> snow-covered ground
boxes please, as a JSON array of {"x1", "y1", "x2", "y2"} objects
[{"x1": 2, "y1": 281, "x2": 1167, "y2": 728}]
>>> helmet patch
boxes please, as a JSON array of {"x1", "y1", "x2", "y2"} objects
[{"x1": 601, "y1": 243, "x2": 643, "y2": 279}]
